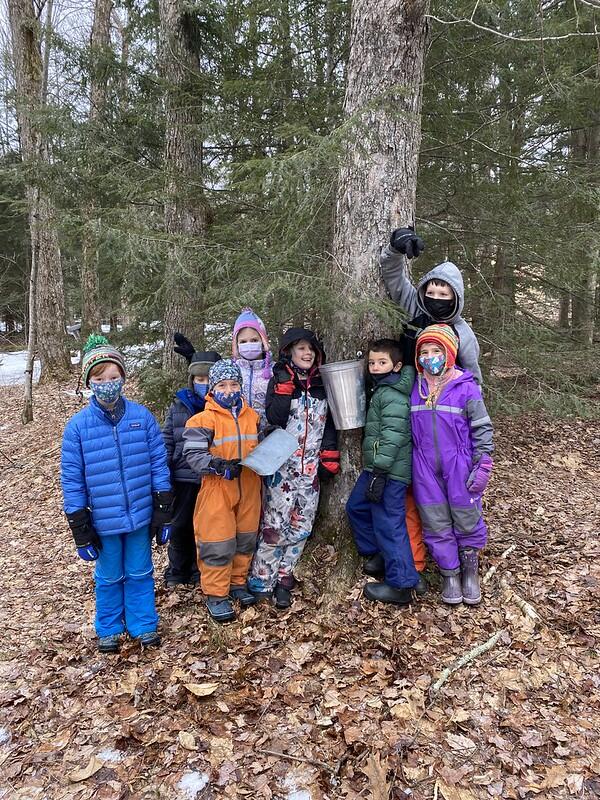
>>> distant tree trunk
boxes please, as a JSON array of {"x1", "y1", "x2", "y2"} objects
[
  {"x1": 9, "y1": 0, "x2": 70, "y2": 399},
  {"x1": 158, "y1": 0, "x2": 209, "y2": 373},
  {"x1": 558, "y1": 289, "x2": 570, "y2": 330},
  {"x1": 320, "y1": 0, "x2": 430, "y2": 551},
  {"x1": 81, "y1": 0, "x2": 113, "y2": 339}
]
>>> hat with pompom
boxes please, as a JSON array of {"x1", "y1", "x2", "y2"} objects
[{"x1": 81, "y1": 334, "x2": 126, "y2": 387}]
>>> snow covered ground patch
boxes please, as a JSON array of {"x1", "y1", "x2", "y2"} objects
[{"x1": 176, "y1": 771, "x2": 210, "y2": 798}]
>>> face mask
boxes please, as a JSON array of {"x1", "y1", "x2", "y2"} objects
[
  {"x1": 370, "y1": 370, "x2": 393, "y2": 385},
  {"x1": 424, "y1": 296, "x2": 455, "y2": 319},
  {"x1": 238, "y1": 341, "x2": 263, "y2": 360},
  {"x1": 193, "y1": 383, "x2": 208, "y2": 400},
  {"x1": 213, "y1": 390, "x2": 242, "y2": 409},
  {"x1": 90, "y1": 378, "x2": 124, "y2": 404},
  {"x1": 418, "y1": 354, "x2": 446, "y2": 376}
]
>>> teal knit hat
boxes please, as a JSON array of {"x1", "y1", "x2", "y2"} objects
[{"x1": 81, "y1": 334, "x2": 126, "y2": 387}]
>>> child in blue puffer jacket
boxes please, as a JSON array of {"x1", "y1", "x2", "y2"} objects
[{"x1": 60, "y1": 335, "x2": 173, "y2": 654}]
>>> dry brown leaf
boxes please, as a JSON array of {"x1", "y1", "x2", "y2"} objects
[
  {"x1": 184, "y1": 682, "x2": 219, "y2": 697},
  {"x1": 361, "y1": 752, "x2": 389, "y2": 800},
  {"x1": 436, "y1": 779, "x2": 478, "y2": 800},
  {"x1": 68, "y1": 755, "x2": 105, "y2": 782},
  {"x1": 178, "y1": 731, "x2": 196, "y2": 751},
  {"x1": 445, "y1": 733, "x2": 477, "y2": 751}
]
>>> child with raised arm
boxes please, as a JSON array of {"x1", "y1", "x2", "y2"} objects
[
  {"x1": 411, "y1": 325, "x2": 493, "y2": 605},
  {"x1": 61, "y1": 335, "x2": 173, "y2": 653}
]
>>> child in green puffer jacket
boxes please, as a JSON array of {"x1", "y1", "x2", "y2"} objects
[{"x1": 346, "y1": 338, "x2": 425, "y2": 606}]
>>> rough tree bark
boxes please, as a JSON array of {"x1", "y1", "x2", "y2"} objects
[
  {"x1": 81, "y1": 0, "x2": 113, "y2": 339},
  {"x1": 158, "y1": 0, "x2": 208, "y2": 373},
  {"x1": 320, "y1": 0, "x2": 430, "y2": 553},
  {"x1": 9, "y1": 0, "x2": 71, "y2": 404}
]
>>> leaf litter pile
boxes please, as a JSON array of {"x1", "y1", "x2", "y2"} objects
[{"x1": 0, "y1": 382, "x2": 599, "y2": 800}]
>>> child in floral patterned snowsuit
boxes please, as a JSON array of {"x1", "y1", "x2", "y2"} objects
[{"x1": 248, "y1": 328, "x2": 339, "y2": 608}]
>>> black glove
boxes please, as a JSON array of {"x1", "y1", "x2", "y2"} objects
[
  {"x1": 317, "y1": 463, "x2": 335, "y2": 482},
  {"x1": 67, "y1": 509, "x2": 102, "y2": 561},
  {"x1": 210, "y1": 458, "x2": 241, "y2": 480},
  {"x1": 389, "y1": 227, "x2": 425, "y2": 260},
  {"x1": 174, "y1": 332, "x2": 196, "y2": 364},
  {"x1": 150, "y1": 491, "x2": 174, "y2": 545},
  {"x1": 365, "y1": 472, "x2": 386, "y2": 503},
  {"x1": 259, "y1": 424, "x2": 278, "y2": 442}
]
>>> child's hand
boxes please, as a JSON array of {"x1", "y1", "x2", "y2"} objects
[
  {"x1": 67, "y1": 509, "x2": 102, "y2": 561},
  {"x1": 466, "y1": 454, "x2": 493, "y2": 494},
  {"x1": 173, "y1": 332, "x2": 196, "y2": 364},
  {"x1": 151, "y1": 491, "x2": 174, "y2": 544},
  {"x1": 365, "y1": 472, "x2": 386, "y2": 503},
  {"x1": 389, "y1": 227, "x2": 425, "y2": 259},
  {"x1": 274, "y1": 367, "x2": 295, "y2": 396}
]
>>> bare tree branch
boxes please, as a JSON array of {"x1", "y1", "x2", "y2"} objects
[{"x1": 426, "y1": 12, "x2": 600, "y2": 42}]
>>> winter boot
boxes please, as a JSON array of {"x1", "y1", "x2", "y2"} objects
[
  {"x1": 230, "y1": 584, "x2": 258, "y2": 608},
  {"x1": 98, "y1": 634, "x2": 120, "y2": 654},
  {"x1": 459, "y1": 548, "x2": 481, "y2": 605},
  {"x1": 206, "y1": 596, "x2": 236, "y2": 623},
  {"x1": 414, "y1": 575, "x2": 428, "y2": 597},
  {"x1": 363, "y1": 553, "x2": 385, "y2": 579},
  {"x1": 273, "y1": 583, "x2": 293, "y2": 609},
  {"x1": 139, "y1": 630, "x2": 161, "y2": 648},
  {"x1": 363, "y1": 582, "x2": 412, "y2": 606},
  {"x1": 440, "y1": 568, "x2": 463, "y2": 605}
]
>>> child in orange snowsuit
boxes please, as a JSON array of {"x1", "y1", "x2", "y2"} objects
[{"x1": 182, "y1": 359, "x2": 262, "y2": 623}]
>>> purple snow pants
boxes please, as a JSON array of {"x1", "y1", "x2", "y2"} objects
[{"x1": 410, "y1": 377, "x2": 488, "y2": 570}]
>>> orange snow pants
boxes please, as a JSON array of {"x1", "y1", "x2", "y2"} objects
[
  {"x1": 406, "y1": 486, "x2": 427, "y2": 572},
  {"x1": 193, "y1": 469, "x2": 262, "y2": 598}
]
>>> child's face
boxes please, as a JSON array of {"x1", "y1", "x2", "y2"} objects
[
  {"x1": 90, "y1": 363, "x2": 123, "y2": 383},
  {"x1": 237, "y1": 327, "x2": 262, "y2": 346},
  {"x1": 193, "y1": 375, "x2": 209, "y2": 386},
  {"x1": 425, "y1": 280, "x2": 454, "y2": 301},
  {"x1": 290, "y1": 340, "x2": 316, "y2": 369},
  {"x1": 213, "y1": 379, "x2": 241, "y2": 396},
  {"x1": 418, "y1": 343, "x2": 445, "y2": 360},
  {"x1": 368, "y1": 351, "x2": 401, "y2": 375}
]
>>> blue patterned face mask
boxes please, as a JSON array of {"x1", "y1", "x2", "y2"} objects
[
  {"x1": 90, "y1": 378, "x2": 124, "y2": 404},
  {"x1": 213, "y1": 390, "x2": 242, "y2": 409},
  {"x1": 193, "y1": 383, "x2": 209, "y2": 400},
  {"x1": 418, "y1": 354, "x2": 446, "y2": 376}
]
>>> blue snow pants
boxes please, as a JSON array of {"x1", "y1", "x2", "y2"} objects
[
  {"x1": 346, "y1": 471, "x2": 420, "y2": 589},
  {"x1": 94, "y1": 526, "x2": 158, "y2": 638}
]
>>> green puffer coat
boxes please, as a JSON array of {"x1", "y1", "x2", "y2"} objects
[{"x1": 362, "y1": 365, "x2": 415, "y2": 484}]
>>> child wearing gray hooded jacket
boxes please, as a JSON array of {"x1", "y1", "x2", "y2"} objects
[{"x1": 379, "y1": 228, "x2": 482, "y2": 385}]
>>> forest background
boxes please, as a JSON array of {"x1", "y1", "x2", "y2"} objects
[{"x1": 1, "y1": 0, "x2": 599, "y2": 421}]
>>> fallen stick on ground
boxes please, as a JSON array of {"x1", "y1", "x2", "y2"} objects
[
  {"x1": 256, "y1": 747, "x2": 336, "y2": 774},
  {"x1": 482, "y1": 543, "x2": 517, "y2": 584},
  {"x1": 429, "y1": 630, "x2": 504, "y2": 697},
  {"x1": 500, "y1": 578, "x2": 540, "y2": 621}
]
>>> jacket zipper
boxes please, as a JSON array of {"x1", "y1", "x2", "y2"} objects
[
  {"x1": 300, "y1": 386, "x2": 309, "y2": 475},
  {"x1": 248, "y1": 365, "x2": 253, "y2": 408},
  {"x1": 113, "y1": 424, "x2": 133, "y2": 529},
  {"x1": 233, "y1": 409, "x2": 243, "y2": 506}
]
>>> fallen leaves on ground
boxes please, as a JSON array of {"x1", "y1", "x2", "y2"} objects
[{"x1": 0, "y1": 382, "x2": 598, "y2": 799}]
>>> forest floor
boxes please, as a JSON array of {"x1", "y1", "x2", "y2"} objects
[{"x1": 0, "y1": 381, "x2": 599, "y2": 800}]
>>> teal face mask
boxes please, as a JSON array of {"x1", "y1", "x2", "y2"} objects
[{"x1": 90, "y1": 378, "x2": 124, "y2": 404}]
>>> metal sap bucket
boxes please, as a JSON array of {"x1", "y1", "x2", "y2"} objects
[
  {"x1": 319, "y1": 359, "x2": 366, "y2": 430},
  {"x1": 241, "y1": 427, "x2": 298, "y2": 476}
]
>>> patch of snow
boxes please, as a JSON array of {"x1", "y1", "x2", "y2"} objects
[
  {"x1": 283, "y1": 775, "x2": 312, "y2": 800},
  {"x1": 97, "y1": 747, "x2": 123, "y2": 763},
  {"x1": 177, "y1": 771, "x2": 210, "y2": 799},
  {"x1": 0, "y1": 728, "x2": 10, "y2": 745}
]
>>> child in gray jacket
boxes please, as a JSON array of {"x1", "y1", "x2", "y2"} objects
[{"x1": 380, "y1": 227, "x2": 482, "y2": 384}]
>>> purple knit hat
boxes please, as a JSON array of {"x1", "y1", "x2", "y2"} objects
[{"x1": 232, "y1": 307, "x2": 272, "y2": 379}]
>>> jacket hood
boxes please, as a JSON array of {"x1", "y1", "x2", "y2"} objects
[
  {"x1": 278, "y1": 327, "x2": 326, "y2": 366},
  {"x1": 416, "y1": 262, "x2": 465, "y2": 322}
]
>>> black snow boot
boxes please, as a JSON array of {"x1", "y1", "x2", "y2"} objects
[
  {"x1": 459, "y1": 548, "x2": 481, "y2": 605},
  {"x1": 363, "y1": 582, "x2": 412, "y2": 606},
  {"x1": 273, "y1": 583, "x2": 293, "y2": 609},
  {"x1": 414, "y1": 575, "x2": 428, "y2": 596},
  {"x1": 363, "y1": 553, "x2": 385, "y2": 578}
]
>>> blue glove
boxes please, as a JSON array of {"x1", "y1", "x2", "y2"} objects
[
  {"x1": 156, "y1": 524, "x2": 172, "y2": 546},
  {"x1": 77, "y1": 544, "x2": 100, "y2": 561},
  {"x1": 67, "y1": 509, "x2": 102, "y2": 561}
]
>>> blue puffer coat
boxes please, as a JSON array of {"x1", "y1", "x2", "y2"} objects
[{"x1": 61, "y1": 397, "x2": 171, "y2": 536}]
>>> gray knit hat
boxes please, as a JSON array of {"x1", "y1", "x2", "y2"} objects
[{"x1": 188, "y1": 351, "x2": 222, "y2": 388}]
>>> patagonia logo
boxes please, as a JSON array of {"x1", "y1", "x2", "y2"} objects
[{"x1": 129, "y1": 422, "x2": 142, "y2": 429}]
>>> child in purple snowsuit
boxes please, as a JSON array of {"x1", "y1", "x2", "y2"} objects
[{"x1": 411, "y1": 324, "x2": 493, "y2": 606}]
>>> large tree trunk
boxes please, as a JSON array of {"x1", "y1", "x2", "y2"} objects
[
  {"x1": 8, "y1": 0, "x2": 70, "y2": 393},
  {"x1": 81, "y1": 0, "x2": 113, "y2": 339},
  {"x1": 158, "y1": 0, "x2": 209, "y2": 373},
  {"x1": 320, "y1": 0, "x2": 430, "y2": 551}
]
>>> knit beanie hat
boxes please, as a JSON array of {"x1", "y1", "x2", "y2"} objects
[
  {"x1": 208, "y1": 359, "x2": 243, "y2": 392},
  {"x1": 415, "y1": 324, "x2": 459, "y2": 372},
  {"x1": 232, "y1": 307, "x2": 272, "y2": 379},
  {"x1": 81, "y1": 334, "x2": 126, "y2": 387},
  {"x1": 188, "y1": 350, "x2": 222, "y2": 388}
]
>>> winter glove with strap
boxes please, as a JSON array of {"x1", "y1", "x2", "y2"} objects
[
  {"x1": 174, "y1": 332, "x2": 196, "y2": 364},
  {"x1": 273, "y1": 364, "x2": 296, "y2": 396},
  {"x1": 210, "y1": 457, "x2": 242, "y2": 480},
  {"x1": 67, "y1": 508, "x2": 102, "y2": 561},
  {"x1": 365, "y1": 471, "x2": 387, "y2": 503},
  {"x1": 389, "y1": 226, "x2": 425, "y2": 260},
  {"x1": 318, "y1": 449, "x2": 340, "y2": 482},
  {"x1": 466, "y1": 453, "x2": 493, "y2": 494},
  {"x1": 151, "y1": 491, "x2": 174, "y2": 545}
]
